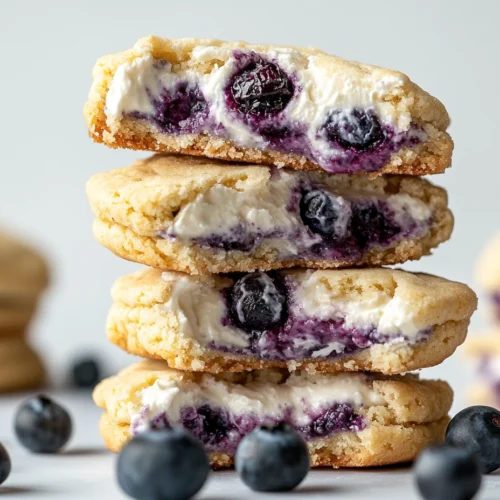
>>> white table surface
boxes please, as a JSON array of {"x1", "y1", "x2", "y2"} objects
[{"x1": 0, "y1": 390, "x2": 499, "y2": 499}]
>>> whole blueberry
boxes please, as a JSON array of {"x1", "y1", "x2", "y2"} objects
[
  {"x1": 71, "y1": 356, "x2": 101, "y2": 389},
  {"x1": 14, "y1": 395, "x2": 72, "y2": 453},
  {"x1": 351, "y1": 203, "x2": 399, "y2": 248},
  {"x1": 117, "y1": 429, "x2": 210, "y2": 500},
  {"x1": 0, "y1": 443, "x2": 11, "y2": 486},
  {"x1": 229, "y1": 273, "x2": 287, "y2": 334},
  {"x1": 236, "y1": 422, "x2": 310, "y2": 492},
  {"x1": 446, "y1": 405, "x2": 500, "y2": 473},
  {"x1": 324, "y1": 108, "x2": 384, "y2": 151},
  {"x1": 230, "y1": 59, "x2": 294, "y2": 116},
  {"x1": 414, "y1": 444, "x2": 482, "y2": 500},
  {"x1": 300, "y1": 189, "x2": 351, "y2": 239}
]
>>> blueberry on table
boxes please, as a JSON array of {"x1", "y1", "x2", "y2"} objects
[
  {"x1": 117, "y1": 429, "x2": 209, "y2": 500},
  {"x1": 235, "y1": 422, "x2": 310, "y2": 492},
  {"x1": 0, "y1": 443, "x2": 11, "y2": 486},
  {"x1": 14, "y1": 395, "x2": 72, "y2": 453},
  {"x1": 413, "y1": 444, "x2": 482, "y2": 500},
  {"x1": 70, "y1": 356, "x2": 101, "y2": 389},
  {"x1": 324, "y1": 108, "x2": 384, "y2": 151},
  {"x1": 446, "y1": 405, "x2": 500, "y2": 473},
  {"x1": 230, "y1": 60, "x2": 294, "y2": 116},
  {"x1": 229, "y1": 272, "x2": 287, "y2": 334}
]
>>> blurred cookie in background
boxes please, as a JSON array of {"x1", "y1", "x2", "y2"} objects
[
  {"x1": 464, "y1": 333, "x2": 500, "y2": 408},
  {"x1": 0, "y1": 229, "x2": 49, "y2": 391},
  {"x1": 476, "y1": 233, "x2": 500, "y2": 323}
]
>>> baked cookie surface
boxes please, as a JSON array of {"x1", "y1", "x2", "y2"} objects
[
  {"x1": 94, "y1": 360, "x2": 451, "y2": 467},
  {"x1": 0, "y1": 338, "x2": 45, "y2": 392},
  {"x1": 87, "y1": 155, "x2": 453, "y2": 274},
  {"x1": 107, "y1": 267, "x2": 476, "y2": 374},
  {"x1": 476, "y1": 234, "x2": 500, "y2": 322},
  {"x1": 84, "y1": 36, "x2": 452, "y2": 176}
]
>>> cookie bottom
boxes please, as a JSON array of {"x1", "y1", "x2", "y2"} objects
[
  {"x1": 0, "y1": 338, "x2": 45, "y2": 392},
  {"x1": 94, "y1": 115, "x2": 453, "y2": 177},
  {"x1": 93, "y1": 215, "x2": 452, "y2": 275},
  {"x1": 99, "y1": 412, "x2": 448, "y2": 468},
  {"x1": 108, "y1": 317, "x2": 469, "y2": 375}
]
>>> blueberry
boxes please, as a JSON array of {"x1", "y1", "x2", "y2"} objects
[
  {"x1": 324, "y1": 108, "x2": 384, "y2": 151},
  {"x1": 446, "y1": 405, "x2": 500, "y2": 473},
  {"x1": 117, "y1": 429, "x2": 210, "y2": 500},
  {"x1": 0, "y1": 443, "x2": 11, "y2": 486},
  {"x1": 70, "y1": 356, "x2": 101, "y2": 389},
  {"x1": 229, "y1": 273, "x2": 287, "y2": 334},
  {"x1": 413, "y1": 444, "x2": 482, "y2": 500},
  {"x1": 155, "y1": 83, "x2": 207, "y2": 133},
  {"x1": 230, "y1": 59, "x2": 294, "y2": 115},
  {"x1": 182, "y1": 405, "x2": 229, "y2": 447},
  {"x1": 236, "y1": 422, "x2": 309, "y2": 492},
  {"x1": 351, "y1": 203, "x2": 399, "y2": 248},
  {"x1": 14, "y1": 395, "x2": 72, "y2": 453},
  {"x1": 299, "y1": 189, "x2": 351, "y2": 239}
]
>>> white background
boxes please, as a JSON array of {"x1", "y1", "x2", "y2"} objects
[{"x1": 0, "y1": 0, "x2": 497, "y2": 406}]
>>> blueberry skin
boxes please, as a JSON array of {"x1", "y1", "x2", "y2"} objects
[
  {"x1": 117, "y1": 429, "x2": 210, "y2": 500},
  {"x1": 413, "y1": 444, "x2": 482, "y2": 500},
  {"x1": 230, "y1": 60, "x2": 294, "y2": 116},
  {"x1": 446, "y1": 405, "x2": 500, "y2": 473},
  {"x1": 299, "y1": 189, "x2": 351, "y2": 239},
  {"x1": 14, "y1": 395, "x2": 72, "y2": 453},
  {"x1": 0, "y1": 443, "x2": 11, "y2": 486},
  {"x1": 229, "y1": 273, "x2": 287, "y2": 334},
  {"x1": 71, "y1": 357, "x2": 101, "y2": 389},
  {"x1": 236, "y1": 423, "x2": 310, "y2": 492},
  {"x1": 324, "y1": 108, "x2": 384, "y2": 151}
]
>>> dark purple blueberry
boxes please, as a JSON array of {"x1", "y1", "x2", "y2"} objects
[
  {"x1": 445, "y1": 405, "x2": 500, "y2": 473},
  {"x1": 0, "y1": 443, "x2": 11, "y2": 486},
  {"x1": 70, "y1": 356, "x2": 101, "y2": 389},
  {"x1": 154, "y1": 83, "x2": 207, "y2": 133},
  {"x1": 236, "y1": 422, "x2": 309, "y2": 492},
  {"x1": 230, "y1": 59, "x2": 293, "y2": 116},
  {"x1": 14, "y1": 395, "x2": 72, "y2": 453},
  {"x1": 351, "y1": 203, "x2": 399, "y2": 248},
  {"x1": 299, "y1": 189, "x2": 351, "y2": 239},
  {"x1": 308, "y1": 404, "x2": 363, "y2": 437},
  {"x1": 117, "y1": 429, "x2": 210, "y2": 500},
  {"x1": 229, "y1": 273, "x2": 287, "y2": 334},
  {"x1": 182, "y1": 405, "x2": 229, "y2": 447},
  {"x1": 413, "y1": 444, "x2": 482, "y2": 500},
  {"x1": 324, "y1": 108, "x2": 384, "y2": 151}
]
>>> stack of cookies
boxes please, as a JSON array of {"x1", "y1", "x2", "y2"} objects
[
  {"x1": 464, "y1": 235, "x2": 500, "y2": 407},
  {"x1": 0, "y1": 231, "x2": 48, "y2": 392},
  {"x1": 85, "y1": 36, "x2": 477, "y2": 467}
]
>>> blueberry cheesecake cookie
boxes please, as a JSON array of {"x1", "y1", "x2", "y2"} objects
[
  {"x1": 464, "y1": 333, "x2": 500, "y2": 408},
  {"x1": 94, "y1": 360, "x2": 452, "y2": 467},
  {"x1": 476, "y1": 234, "x2": 500, "y2": 323},
  {"x1": 0, "y1": 338, "x2": 45, "y2": 392},
  {"x1": 84, "y1": 36, "x2": 452, "y2": 176},
  {"x1": 107, "y1": 267, "x2": 476, "y2": 374},
  {"x1": 87, "y1": 155, "x2": 453, "y2": 274}
]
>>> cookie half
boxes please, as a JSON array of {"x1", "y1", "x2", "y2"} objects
[
  {"x1": 94, "y1": 361, "x2": 451, "y2": 467},
  {"x1": 84, "y1": 36, "x2": 452, "y2": 177},
  {"x1": 0, "y1": 338, "x2": 45, "y2": 392},
  {"x1": 87, "y1": 155, "x2": 453, "y2": 274},
  {"x1": 476, "y1": 234, "x2": 500, "y2": 323},
  {"x1": 107, "y1": 267, "x2": 476, "y2": 374}
]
